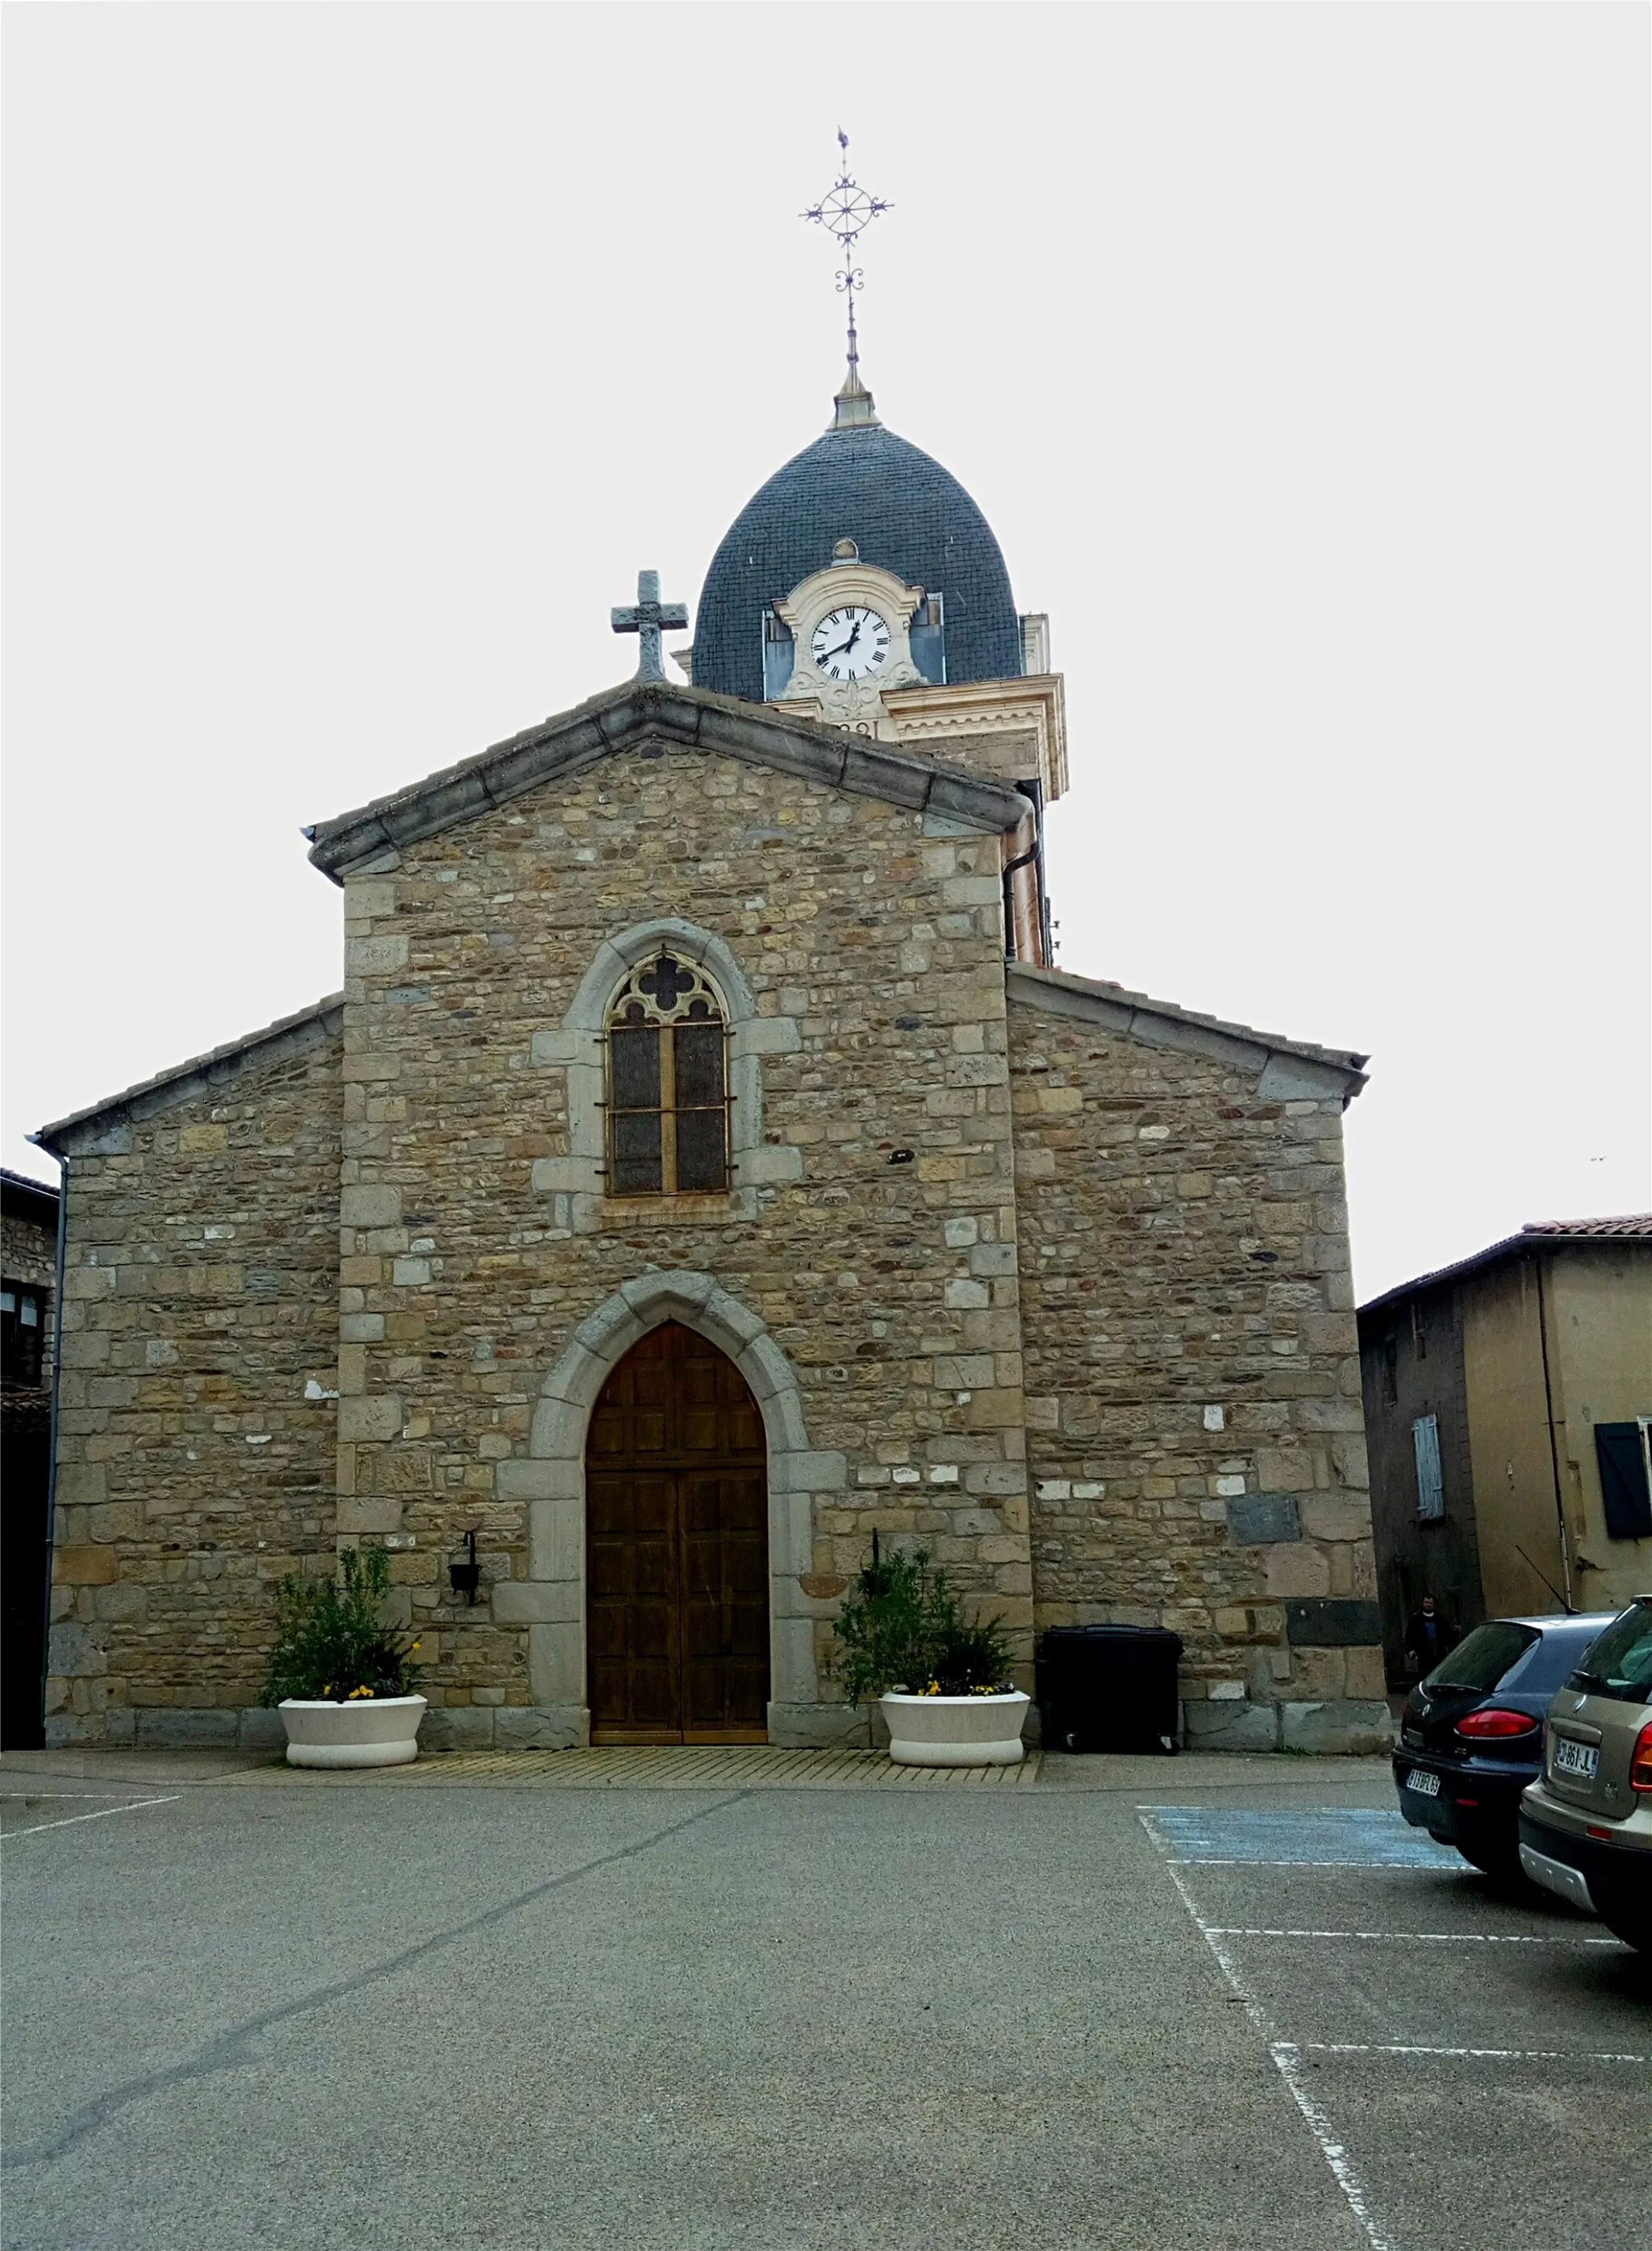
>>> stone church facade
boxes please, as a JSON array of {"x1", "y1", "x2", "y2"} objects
[{"x1": 37, "y1": 366, "x2": 1386, "y2": 1755}]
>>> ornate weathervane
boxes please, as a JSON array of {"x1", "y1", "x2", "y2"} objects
[{"x1": 803, "y1": 131, "x2": 891, "y2": 428}]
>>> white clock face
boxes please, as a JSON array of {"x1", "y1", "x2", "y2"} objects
[{"x1": 811, "y1": 605, "x2": 891, "y2": 683}]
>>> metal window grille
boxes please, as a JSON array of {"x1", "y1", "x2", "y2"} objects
[{"x1": 604, "y1": 953, "x2": 730, "y2": 1197}]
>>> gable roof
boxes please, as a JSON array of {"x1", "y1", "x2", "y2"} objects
[
  {"x1": 1359, "y1": 1215, "x2": 1652, "y2": 1318},
  {"x1": 35, "y1": 995, "x2": 344, "y2": 1155},
  {"x1": 305, "y1": 679, "x2": 1032, "y2": 883},
  {"x1": 1007, "y1": 962, "x2": 1369, "y2": 1105},
  {"x1": 1, "y1": 1166, "x2": 60, "y2": 1226}
]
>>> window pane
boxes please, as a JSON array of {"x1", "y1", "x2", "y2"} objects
[
  {"x1": 1571, "y1": 1600, "x2": 1652, "y2": 1702},
  {"x1": 1423, "y1": 1620, "x2": 1538, "y2": 1694},
  {"x1": 610, "y1": 1025, "x2": 661, "y2": 1109},
  {"x1": 675, "y1": 1107, "x2": 728, "y2": 1193},
  {"x1": 674, "y1": 1024, "x2": 724, "y2": 1109},
  {"x1": 611, "y1": 1110, "x2": 663, "y2": 1196},
  {"x1": 1509, "y1": 1627, "x2": 1600, "y2": 1696}
]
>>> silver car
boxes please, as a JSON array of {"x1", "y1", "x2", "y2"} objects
[{"x1": 1519, "y1": 1595, "x2": 1652, "y2": 1951}]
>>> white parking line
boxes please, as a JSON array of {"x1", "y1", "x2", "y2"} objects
[
  {"x1": 1158, "y1": 1851, "x2": 1395, "y2": 2251},
  {"x1": 1204, "y1": 1927, "x2": 1619, "y2": 1948},
  {"x1": 1168, "y1": 1857, "x2": 1441, "y2": 1869},
  {"x1": 1, "y1": 1795, "x2": 180, "y2": 1840},
  {"x1": 1304, "y1": 2041, "x2": 1648, "y2": 2065}
]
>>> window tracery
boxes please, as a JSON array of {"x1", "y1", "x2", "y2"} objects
[{"x1": 604, "y1": 952, "x2": 729, "y2": 1196}]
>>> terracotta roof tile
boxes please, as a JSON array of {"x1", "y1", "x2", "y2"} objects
[
  {"x1": 1520, "y1": 1215, "x2": 1652, "y2": 1238},
  {"x1": 1360, "y1": 1215, "x2": 1652, "y2": 1316}
]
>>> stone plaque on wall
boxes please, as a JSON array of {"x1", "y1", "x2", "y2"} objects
[
  {"x1": 1227, "y1": 1494, "x2": 1301, "y2": 1545},
  {"x1": 357, "y1": 1447, "x2": 435, "y2": 1496},
  {"x1": 1285, "y1": 1599, "x2": 1383, "y2": 1648}
]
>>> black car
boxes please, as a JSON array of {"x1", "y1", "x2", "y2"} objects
[{"x1": 1394, "y1": 1612, "x2": 1618, "y2": 1874}]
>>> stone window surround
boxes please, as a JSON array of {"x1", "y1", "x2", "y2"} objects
[
  {"x1": 528, "y1": 918, "x2": 802, "y2": 1233},
  {"x1": 493, "y1": 1268, "x2": 861, "y2": 1751}
]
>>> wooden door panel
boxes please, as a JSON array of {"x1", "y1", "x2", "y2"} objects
[
  {"x1": 681, "y1": 1405, "x2": 720, "y2": 1452},
  {"x1": 678, "y1": 1469, "x2": 768, "y2": 1735},
  {"x1": 587, "y1": 1470, "x2": 681, "y2": 1735},
  {"x1": 586, "y1": 1325, "x2": 769, "y2": 1742},
  {"x1": 727, "y1": 1401, "x2": 763, "y2": 1454}
]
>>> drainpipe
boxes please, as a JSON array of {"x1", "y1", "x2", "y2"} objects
[
  {"x1": 1001, "y1": 783, "x2": 1043, "y2": 964},
  {"x1": 1533, "y1": 1252, "x2": 1575, "y2": 1610}
]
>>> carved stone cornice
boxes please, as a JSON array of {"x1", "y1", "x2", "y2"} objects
[{"x1": 882, "y1": 672, "x2": 1069, "y2": 799}]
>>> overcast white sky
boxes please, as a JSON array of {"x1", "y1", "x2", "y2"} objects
[{"x1": 3, "y1": 3, "x2": 1647, "y2": 1299}]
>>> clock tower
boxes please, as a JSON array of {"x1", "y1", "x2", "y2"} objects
[
  {"x1": 688, "y1": 366, "x2": 1066, "y2": 964},
  {"x1": 685, "y1": 144, "x2": 1065, "y2": 963}
]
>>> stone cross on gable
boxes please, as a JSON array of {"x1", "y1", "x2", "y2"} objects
[{"x1": 611, "y1": 569, "x2": 688, "y2": 683}]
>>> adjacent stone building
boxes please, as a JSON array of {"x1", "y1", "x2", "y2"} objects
[{"x1": 34, "y1": 357, "x2": 1386, "y2": 1754}]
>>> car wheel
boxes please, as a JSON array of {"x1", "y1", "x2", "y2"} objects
[
  {"x1": 1453, "y1": 1835, "x2": 1523, "y2": 1881},
  {"x1": 1594, "y1": 1887, "x2": 1650, "y2": 1952}
]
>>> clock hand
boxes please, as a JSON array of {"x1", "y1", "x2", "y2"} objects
[{"x1": 819, "y1": 618, "x2": 868, "y2": 665}]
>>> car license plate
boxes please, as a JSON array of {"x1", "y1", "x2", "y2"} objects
[
  {"x1": 1552, "y1": 1737, "x2": 1598, "y2": 1781},
  {"x1": 1404, "y1": 1768, "x2": 1441, "y2": 1798}
]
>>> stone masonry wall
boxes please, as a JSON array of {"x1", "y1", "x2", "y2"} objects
[
  {"x1": 46, "y1": 1025, "x2": 342, "y2": 1745},
  {"x1": 2, "y1": 1199, "x2": 57, "y2": 1391},
  {"x1": 1008, "y1": 988, "x2": 1388, "y2": 1753},
  {"x1": 333, "y1": 735, "x2": 1035, "y2": 1744},
  {"x1": 3, "y1": 1205, "x2": 57, "y2": 1290}
]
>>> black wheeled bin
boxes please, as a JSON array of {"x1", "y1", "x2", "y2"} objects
[{"x1": 1037, "y1": 1625, "x2": 1183, "y2": 1754}]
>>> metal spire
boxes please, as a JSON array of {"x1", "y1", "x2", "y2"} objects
[{"x1": 803, "y1": 130, "x2": 891, "y2": 430}]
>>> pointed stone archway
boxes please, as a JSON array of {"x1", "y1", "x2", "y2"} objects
[{"x1": 493, "y1": 1270, "x2": 857, "y2": 1749}]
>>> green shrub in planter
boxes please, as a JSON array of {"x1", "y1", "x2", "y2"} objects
[
  {"x1": 261, "y1": 1546, "x2": 421, "y2": 1706},
  {"x1": 829, "y1": 1545, "x2": 1012, "y2": 1705}
]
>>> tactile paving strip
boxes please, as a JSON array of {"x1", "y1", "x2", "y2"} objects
[{"x1": 225, "y1": 1744, "x2": 1045, "y2": 1790}]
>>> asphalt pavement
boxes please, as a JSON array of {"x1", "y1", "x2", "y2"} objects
[{"x1": 2, "y1": 1749, "x2": 1645, "y2": 2251}]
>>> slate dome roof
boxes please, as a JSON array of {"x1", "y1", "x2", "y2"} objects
[{"x1": 693, "y1": 420, "x2": 1023, "y2": 704}]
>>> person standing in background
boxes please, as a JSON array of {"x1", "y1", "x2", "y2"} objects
[{"x1": 1404, "y1": 1592, "x2": 1458, "y2": 1679}]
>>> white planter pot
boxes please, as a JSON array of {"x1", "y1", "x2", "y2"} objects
[
  {"x1": 880, "y1": 1689, "x2": 1030, "y2": 1768},
  {"x1": 278, "y1": 1695, "x2": 427, "y2": 1769}
]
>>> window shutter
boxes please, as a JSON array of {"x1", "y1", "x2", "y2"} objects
[
  {"x1": 1593, "y1": 1422, "x2": 1652, "y2": 1540},
  {"x1": 910, "y1": 592, "x2": 947, "y2": 685},
  {"x1": 1412, "y1": 1414, "x2": 1445, "y2": 1519},
  {"x1": 761, "y1": 611, "x2": 795, "y2": 700}
]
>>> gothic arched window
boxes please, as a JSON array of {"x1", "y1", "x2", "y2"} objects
[{"x1": 605, "y1": 952, "x2": 729, "y2": 1196}]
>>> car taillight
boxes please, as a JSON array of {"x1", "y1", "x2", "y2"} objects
[
  {"x1": 1454, "y1": 1708, "x2": 1539, "y2": 1739},
  {"x1": 1632, "y1": 1721, "x2": 1652, "y2": 1795}
]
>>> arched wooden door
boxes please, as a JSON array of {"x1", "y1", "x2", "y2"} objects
[{"x1": 585, "y1": 1322, "x2": 770, "y2": 1743}]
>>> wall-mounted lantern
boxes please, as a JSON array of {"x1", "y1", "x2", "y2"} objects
[{"x1": 448, "y1": 1529, "x2": 481, "y2": 1606}]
